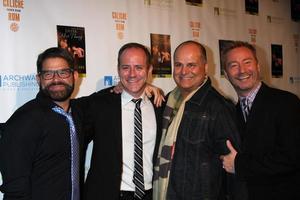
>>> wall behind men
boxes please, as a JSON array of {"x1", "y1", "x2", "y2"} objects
[
  {"x1": 1, "y1": 0, "x2": 300, "y2": 122},
  {"x1": 0, "y1": 0, "x2": 299, "y2": 197}
]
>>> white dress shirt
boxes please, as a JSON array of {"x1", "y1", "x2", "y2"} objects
[{"x1": 120, "y1": 91, "x2": 157, "y2": 191}]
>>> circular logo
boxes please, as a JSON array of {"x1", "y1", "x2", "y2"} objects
[
  {"x1": 10, "y1": 23, "x2": 19, "y2": 32},
  {"x1": 117, "y1": 31, "x2": 124, "y2": 40}
]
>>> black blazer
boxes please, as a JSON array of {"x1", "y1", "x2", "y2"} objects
[
  {"x1": 0, "y1": 92, "x2": 85, "y2": 200},
  {"x1": 77, "y1": 87, "x2": 163, "y2": 200},
  {"x1": 235, "y1": 82, "x2": 300, "y2": 200}
]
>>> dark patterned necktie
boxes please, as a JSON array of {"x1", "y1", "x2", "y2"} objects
[
  {"x1": 132, "y1": 98, "x2": 145, "y2": 199},
  {"x1": 241, "y1": 98, "x2": 250, "y2": 121},
  {"x1": 52, "y1": 106, "x2": 80, "y2": 200}
]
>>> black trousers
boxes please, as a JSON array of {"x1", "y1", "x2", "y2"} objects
[{"x1": 119, "y1": 189, "x2": 152, "y2": 200}]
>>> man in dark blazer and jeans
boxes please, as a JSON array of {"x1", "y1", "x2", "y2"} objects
[
  {"x1": 220, "y1": 41, "x2": 300, "y2": 200},
  {"x1": 77, "y1": 43, "x2": 162, "y2": 200}
]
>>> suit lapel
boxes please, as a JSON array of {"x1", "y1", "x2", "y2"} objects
[
  {"x1": 150, "y1": 98, "x2": 163, "y2": 164},
  {"x1": 236, "y1": 102, "x2": 247, "y2": 141},
  {"x1": 110, "y1": 93, "x2": 123, "y2": 164},
  {"x1": 245, "y1": 83, "x2": 267, "y2": 127},
  {"x1": 237, "y1": 83, "x2": 268, "y2": 144}
]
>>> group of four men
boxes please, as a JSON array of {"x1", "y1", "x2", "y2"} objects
[{"x1": 0, "y1": 40, "x2": 299, "y2": 200}]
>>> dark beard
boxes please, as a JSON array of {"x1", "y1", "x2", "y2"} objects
[{"x1": 41, "y1": 82, "x2": 74, "y2": 102}]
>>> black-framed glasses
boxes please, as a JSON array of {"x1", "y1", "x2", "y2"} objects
[{"x1": 39, "y1": 68, "x2": 74, "y2": 80}]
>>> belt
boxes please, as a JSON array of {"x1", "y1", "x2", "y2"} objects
[{"x1": 119, "y1": 189, "x2": 152, "y2": 200}]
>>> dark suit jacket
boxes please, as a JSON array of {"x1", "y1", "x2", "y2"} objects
[
  {"x1": 235, "y1": 82, "x2": 300, "y2": 200},
  {"x1": 0, "y1": 92, "x2": 85, "y2": 200},
  {"x1": 76, "y1": 87, "x2": 163, "y2": 200}
]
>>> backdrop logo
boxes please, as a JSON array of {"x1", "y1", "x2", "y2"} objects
[
  {"x1": 0, "y1": 74, "x2": 39, "y2": 91},
  {"x1": 189, "y1": 21, "x2": 201, "y2": 41},
  {"x1": 144, "y1": 0, "x2": 174, "y2": 9},
  {"x1": 214, "y1": 7, "x2": 237, "y2": 17},
  {"x1": 294, "y1": 34, "x2": 299, "y2": 52},
  {"x1": 289, "y1": 76, "x2": 300, "y2": 84},
  {"x1": 248, "y1": 28, "x2": 257, "y2": 44},
  {"x1": 104, "y1": 75, "x2": 119, "y2": 87},
  {"x1": 112, "y1": 11, "x2": 127, "y2": 40},
  {"x1": 3, "y1": 0, "x2": 25, "y2": 32},
  {"x1": 267, "y1": 15, "x2": 284, "y2": 24}
]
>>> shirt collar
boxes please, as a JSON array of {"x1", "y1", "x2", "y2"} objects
[
  {"x1": 239, "y1": 81, "x2": 262, "y2": 105},
  {"x1": 121, "y1": 90, "x2": 148, "y2": 107}
]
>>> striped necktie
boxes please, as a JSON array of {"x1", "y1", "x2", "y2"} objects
[
  {"x1": 132, "y1": 98, "x2": 145, "y2": 199},
  {"x1": 52, "y1": 106, "x2": 80, "y2": 200},
  {"x1": 241, "y1": 98, "x2": 250, "y2": 121}
]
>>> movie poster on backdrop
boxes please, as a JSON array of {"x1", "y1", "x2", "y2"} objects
[
  {"x1": 218, "y1": 39, "x2": 235, "y2": 76},
  {"x1": 150, "y1": 33, "x2": 172, "y2": 78},
  {"x1": 271, "y1": 44, "x2": 283, "y2": 78},
  {"x1": 57, "y1": 25, "x2": 86, "y2": 76},
  {"x1": 245, "y1": 0, "x2": 259, "y2": 15},
  {"x1": 185, "y1": 0, "x2": 203, "y2": 7},
  {"x1": 291, "y1": 0, "x2": 300, "y2": 21}
]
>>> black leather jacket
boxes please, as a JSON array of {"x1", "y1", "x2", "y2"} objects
[{"x1": 167, "y1": 78, "x2": 243, "y2": 200}]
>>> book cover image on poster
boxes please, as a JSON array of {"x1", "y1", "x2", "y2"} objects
[
  {"x1": 271, "y1": 44, "x2": 283, "y2": 78},
  {"x1": 186, "y1": 0, "x2": 203, "y2": 6},
  {"x1": 57, "y1": 25, "x2": 86, "y2": 76},
  {"x1": 245, "y1": 0, "x2": 259, "y2": 15},
  {"x1": 150, "y1": 33, "x2": 172, "y2": 77},
  {"x1": 291, "y1": 0, "x2": 300, "y2": 21},
  {"x1": 219, "y1": 39, "x2": 235, "y2": 76}
]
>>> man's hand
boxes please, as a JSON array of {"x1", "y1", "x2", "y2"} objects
[
  {"x1": 144, "y1": 84, "x2": 165, "y2": 107},
  {"x1": 110, "y1": 81, "x2": 123, "y2": 94},
  {"x1": 220, "y1": 140, "x2": 237, "y2": 174}
]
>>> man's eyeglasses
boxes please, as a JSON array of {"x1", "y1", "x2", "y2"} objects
[{"x1": 39, "y1": 68, "x2": 74, "y2": 80}]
